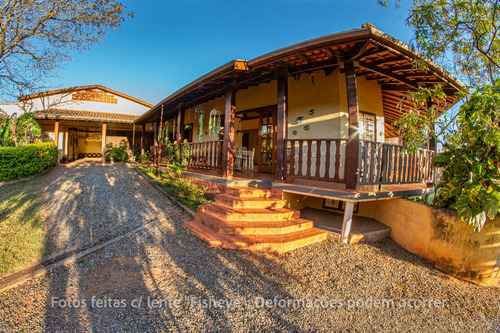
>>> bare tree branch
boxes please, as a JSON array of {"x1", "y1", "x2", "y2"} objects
[{"x1": 0, "y1": 0, "x2": 132, "y2": 98}]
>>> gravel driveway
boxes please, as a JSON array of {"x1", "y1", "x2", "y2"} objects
[
  {"x1": 40, "y1": 159, "x2": 171, "y2": 254},
  {"x1": 0, "y1": 160, "x2": 498, "y2": 332}
]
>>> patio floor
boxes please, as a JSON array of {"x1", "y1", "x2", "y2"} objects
[{"x1": 300, "y1": 208, "x2": 392, "y2": 244}]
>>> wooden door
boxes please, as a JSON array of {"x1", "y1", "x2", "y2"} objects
[{"x1": 257, "y1": 108, "x2": 277, "y2": 173}]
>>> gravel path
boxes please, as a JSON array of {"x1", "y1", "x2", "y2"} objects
[
  {"x1": 0, "y1": 159, "x2": 498, "y2": 332},
  {"x1": 40, "y1": 159, "x2": 170, "y2": 254}
]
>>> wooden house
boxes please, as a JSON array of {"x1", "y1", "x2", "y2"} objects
[{"x1": 134, "y1": 25, "x2": 464, "y2": 252}]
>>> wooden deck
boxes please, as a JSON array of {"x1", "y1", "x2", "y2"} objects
[{"x1": 182, "y1": 168, "x2": 434, "y2": 202}]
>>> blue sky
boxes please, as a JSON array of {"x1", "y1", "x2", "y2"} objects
[{"x1": 43, "y1": 0, "x2": 413, "y2": 105}]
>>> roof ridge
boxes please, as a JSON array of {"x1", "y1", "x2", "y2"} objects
[{"x1": 19, "y1": 85, "x2": 153, "y2": 108}]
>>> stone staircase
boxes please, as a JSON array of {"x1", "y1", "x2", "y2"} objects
[{"x1": 184, "y1": 186, "x2": 327, "y2": 252}]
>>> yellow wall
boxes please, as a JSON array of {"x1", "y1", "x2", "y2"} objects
[
  {"x1": 236, "y1": 81, "x2": 277, "y2": 111},
  {"x1": 181, "y1": 68, "x2": 386, "y2": 175},
  {"x1": 183, "y1": 68, "x2": 386, "y2": 143},
  {"x1": 374, "y1": 198, "x2": 500, "y2": 286},
  {"x1": 78, "y1": 138, "x2": 101, "y2": 155},
  {"x1": 184, "y1": 96, "x2": 225, "y2": 143}
]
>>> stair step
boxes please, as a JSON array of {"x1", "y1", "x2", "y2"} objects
[
  {"x1": 184, "y1": 220, "x2": 223, "y2": 247},
  {"x1": 194, "y1": 212, "x2": 314, "y2": 235},
  {"x1": 185, "y1": 220, "x2": 327, "y2": 253},
  {"x1": 201, "y1": 203, "x2": 300, "y2": 221},
  {"x1": 225, "y1": 187, "x2": 274, "y2": 198},
  {"x1": 215, "y1": 194, "x2": 286, "y2": 209}
]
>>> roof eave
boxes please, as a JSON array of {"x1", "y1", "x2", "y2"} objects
[{"x1": 134, "y1": 60, "x2": 245, "y2": 124}]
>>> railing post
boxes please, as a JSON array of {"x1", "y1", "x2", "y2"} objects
[
  {"x1": 222, "y1": 89, "x2": 236, "y2": 179},
  {"x1": 343, "y1": 60, "x2": 360, "y2": 190}
]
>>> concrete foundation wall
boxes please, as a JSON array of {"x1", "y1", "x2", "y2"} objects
[{"x1": 374, "y1": 198, "x2": 500, "y2": 286}]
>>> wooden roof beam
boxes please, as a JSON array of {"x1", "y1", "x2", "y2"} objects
[
  {"x1": 358, "y1": 60, "x2": 420, "y2": 90},
  {"x1": 381, "y1": 84, "x2": 457, "y2": 95}
]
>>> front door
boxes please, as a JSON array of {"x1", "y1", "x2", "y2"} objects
[{"x1": 257, "y1": 108, "x2": 276, "y2": 173}]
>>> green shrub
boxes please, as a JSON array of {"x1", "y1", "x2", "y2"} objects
[
  {"x1": 104, "y1": 141, "x2": 129, "y2": 162},
  {"x1": 160, "y1": 177, "x2": 210, "y2": 211},
  {"x1": 0, "y1": 142, "x2": 58, "y2": 180},
  {"x1": 137, "y1": 165, "x2": 211, "y2": 211},
  {"x1": 140, "y1": 151, "x2": 153, "y2": 165}
]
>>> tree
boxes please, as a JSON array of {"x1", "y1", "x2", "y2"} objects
[
  {"x1": 0, "y1": 109, "x2": 41, "y2": 146},
  {"x1": 379, "y1": 0, "x2": 500, "y2": 230},
  {"x1": 0, "y1": 0, "x2": 132, "y2": 97},
  {"x1": 379, "y1": 0, "x2": 500, "y2": 86},
  {"x1": 433, "y1": 81, "x2": 500, "y2": 231}
]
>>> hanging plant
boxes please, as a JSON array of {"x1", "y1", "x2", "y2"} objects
[
  {"x1": 172, "y1": 118, "x2": 176, "y2": 141},
  {"x1": 208, "y1": 108, "x2": 221, "y2": 136},
  {"x1": 163, "y1": 120, "x2": 169, "y2": 144},
  {"x1": 195, "y1": 108, "x2": 205, "y2": 142}
]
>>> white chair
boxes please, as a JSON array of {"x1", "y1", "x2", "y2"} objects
[
  {"x1": 235, "y1": 146, "x2": 247, "y2": 169},
  {"x1": 245, "y1": 148, "x2": 255, "y2": 171}
]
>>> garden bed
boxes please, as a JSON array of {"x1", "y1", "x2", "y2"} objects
[{"x1": 136, "y1": 165, "x2": 212, "y2": 211}]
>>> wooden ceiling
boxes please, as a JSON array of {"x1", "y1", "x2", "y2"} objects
[{"x1": 136, "y1": 26, "x2": 463, "y2": 139}]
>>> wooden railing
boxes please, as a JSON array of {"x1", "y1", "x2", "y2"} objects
[
  {"x1": 285, "y1": 139, "x2": 347, "y2": 182},
  {"x1": 358, "y1": 141, "x2": 436, "y2": 185},
  {"x1": 284, "y1": 139, "x2": 435, "y2": 185},
  {"x1": 180, "y1": 140, "x2": 223, "y2": 169}
]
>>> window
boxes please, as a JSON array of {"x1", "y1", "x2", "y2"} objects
[{"x1": 359, "y1": 112, "x2": 376, "y2": 141}]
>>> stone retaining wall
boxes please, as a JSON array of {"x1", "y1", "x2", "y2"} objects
[{"x1": 374, "y1": 198, "x2": 500, "y2": 287}]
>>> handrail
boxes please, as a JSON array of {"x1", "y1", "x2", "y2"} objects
[
  {"x1": 285, "y1": 138, "x2": 347, "y2": 182},
  {"x1": 358, "y1": 140, "x2": 436, "y2": 185},
  {"x1": 179, "y1": 140, "x2": 223, "y2": 169}
]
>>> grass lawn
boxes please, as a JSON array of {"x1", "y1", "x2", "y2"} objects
[
  {"x1": 0, "y1": 176, "x2": 49, "y2": 275},
  {"x1": 137, "y1": 165, "x2": 212, "y2": 211}
]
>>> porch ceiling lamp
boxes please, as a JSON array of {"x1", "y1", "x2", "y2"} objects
[{"x1": 236, "y1": 121, "x2": 243, "y2": 135}]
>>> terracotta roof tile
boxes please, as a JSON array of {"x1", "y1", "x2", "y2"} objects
[{"x1": 31, "y1": 109, "x2": 138, "y2": 124}]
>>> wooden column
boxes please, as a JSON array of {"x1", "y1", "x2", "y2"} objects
[
  {"x1": 158, "y1": 106, "x2": 164, "y2": 178},
  {"x1": 176, "y1": 108, "x2": 184, "y2": 142},
  {"x1": 427, "y1": 98, "x2": 436, "y2": 151},
  {"x1": 63, "y1": 129, "x2": 69, "y2": 159},
  {"x1": 275, "y1": 73, "x2": 288, "y2": 180},
  {"x1": 153, "y1": 120, "x2": 159, "y2": 164},
  {"x1": 132, "y1": 123, "x2": 136, "y2": 155},
  {"x1": 222, "y1": 89, "x2": 236, "y2": 179},
  {"x1": 140, "y1": 124, "x2": 145, "y2": 156},
  {"x1": 54, "y1": 121, "x2": 60, "y2": 165},
  {"x1": 344, "y1": 60, "x2": 360, "y2": 190},
  {"x1": 428, "y1": 125, "x2": 436, "y2": 150},
  {"x1": 101, "y1": 123, "x2": 107, "y2": 164},
  {"x1": 341, "y1": 202, "x2": 354, "y2": 244}
]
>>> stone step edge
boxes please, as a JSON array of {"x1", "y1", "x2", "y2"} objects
[
  {"x1": 194, "y1": 212, "x2": 314, "y2": 235},
  {"x1": 184, "y1": 220, "x2": 328, "y2": 253},
  {"x1": 201, "y1": 203, "x2": 300, "y2": 216},
  {"x1": 224, "y1": 187, "x2": 275, "y2": 198},
  {"x1": 215, "y1": 194, "x2": 286, "y2": 209}
]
